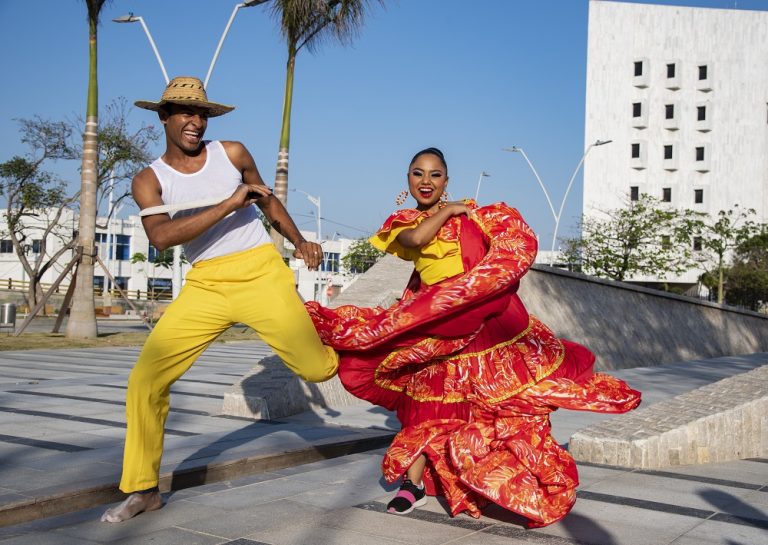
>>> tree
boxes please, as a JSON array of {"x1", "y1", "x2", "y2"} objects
[
  {"x1": 694, "y1": 205, "x2": 758, "y2": 304},
  {"x1": 0, "y1": 120, "x2": 78, "y2": 311},
  {"x1": 721, "y1": 227, "x2": 768, "y2": 311},
  {"x1": 266, "y1": 0, "x2": 383, "y2": 253},
  {"x1": 563, "y1": 194, "x2": 702, "y2": 282},
  {"x1": 0, "y1": 104, "x2": 157, "y2": 312},
  {"x1": 91, "y1": 99, "x2": 160, "y2": 229},
  {"x1": 67, "y1": 0, "x2": 110, "y2": 339},
  {"x1": 341, "y1": 238, "x2": 384, "y2": 274}
]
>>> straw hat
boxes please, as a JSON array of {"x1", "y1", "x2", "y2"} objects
[{"x1": 135, "y1": 76, "x2": 234, "y2": 117}]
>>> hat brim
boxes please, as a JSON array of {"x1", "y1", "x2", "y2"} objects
[{"x1": 134, "y1": 99, "x2": 235, "y2": 118}]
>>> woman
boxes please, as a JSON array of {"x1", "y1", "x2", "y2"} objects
[{"x1": 306, "y1": 148, "x2": 640, "y2": 526}]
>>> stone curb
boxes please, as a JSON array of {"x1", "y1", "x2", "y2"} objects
[
  {"x1": 569, "y1": 364, "x2": 768, "y2": 468},
  {"x1": 0, "y1": 429, "x2": 395, "y2": 528}
]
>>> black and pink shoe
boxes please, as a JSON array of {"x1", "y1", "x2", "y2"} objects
[{"x1": 387, "y1": 478, "x2": 427, "y2": 515}]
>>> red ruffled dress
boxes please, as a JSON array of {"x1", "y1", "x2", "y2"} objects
[{"x1": 306, "y1": 202, "x2": 641, "y2": 527}]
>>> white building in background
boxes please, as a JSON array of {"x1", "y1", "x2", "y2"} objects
[
  {"x1": 0, "y1": 209, "x2": 182, "y2": 301},
  {"x1": 583, "y1": 0, "x2": 768, "y2": 287},
  {"x1": 284, "y1": 230, "x2": 362, "y2": 304},
  {"x1": 0, "y1": 209, "x2": 364, "y2": 306}
]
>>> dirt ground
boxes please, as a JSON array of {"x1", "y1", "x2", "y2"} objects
[{"x1": 0, "y1": 317, "x2": 261, "y2": 351}]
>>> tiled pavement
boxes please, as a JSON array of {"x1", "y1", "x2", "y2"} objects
[{"x1": 0, "y1": 340, "x2": 765, "y2": 544}]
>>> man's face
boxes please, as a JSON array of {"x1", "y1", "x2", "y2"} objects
[{"x1": 160, "y1": 104, "x2": 209, "y2": 152}]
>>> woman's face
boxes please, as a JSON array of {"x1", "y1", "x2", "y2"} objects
[{"x1": 408, "y1": 153, "x2": 449, "y2": 212}]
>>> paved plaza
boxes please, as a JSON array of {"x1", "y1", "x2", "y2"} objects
[{"x1": 0, "y1": 338, "x2": 765, "y2": 544}]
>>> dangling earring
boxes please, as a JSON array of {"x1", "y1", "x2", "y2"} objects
[
  {"x1": 438, "y1": 191, "x2": 449, "y2": 208},
  {"x1": 395, "y1": 189, "x2": 408, "y2": 206}
]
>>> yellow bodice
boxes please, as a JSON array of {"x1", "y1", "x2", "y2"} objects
[{"x1": 369, "y1": 212, "x2": 464, "y2": 285}]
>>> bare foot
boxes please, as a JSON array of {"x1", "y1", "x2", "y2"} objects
[{"x1": 100, "y1": 491, "x2": 163, "y2": 523}]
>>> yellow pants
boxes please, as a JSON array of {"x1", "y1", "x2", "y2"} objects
[{"x1": 119, "y1": 244, "x2": 338, "y2": 493}]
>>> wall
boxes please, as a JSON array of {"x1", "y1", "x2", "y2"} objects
[{"x1": 520, "y1": 265, "x2": 768, "y2": 370}]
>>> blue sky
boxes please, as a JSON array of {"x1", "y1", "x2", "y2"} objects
[{"x1": 1, "y1": 0, "x2": 766, "y2": 244}]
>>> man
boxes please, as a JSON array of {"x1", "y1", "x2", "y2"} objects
[{"x1": 101, "y1": 76, "x2": 338, "y2": 523}]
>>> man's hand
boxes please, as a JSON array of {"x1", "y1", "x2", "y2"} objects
[
  {"x1": 229, "y1": 183, "x2": 272, "y2": 210},
  {"x1": 293, "y1": 240, "x2": 324, "y2": 270}
]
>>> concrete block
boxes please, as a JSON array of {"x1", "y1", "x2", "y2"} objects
[
  {"x1": 570, "y1": 365, "x2": 768, "y2": 468},
  {"x1": 220, "y1": 392, "x2": 269, "y2": 419}
]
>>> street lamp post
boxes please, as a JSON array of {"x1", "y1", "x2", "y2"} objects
[
  {"x1": 114, "y1": 3, "x2": 260, "y2": 299},
  {"x1": 112, "y1": 14, "x2": 169, "y2": 84},
  {"x1": 474, "y1": 171, "x2": 490, "y2": 202},
  {"x1": 292, "y1": 189, "x2": 321, "y2": 244},
  {"x1": 205, "y1": 0, "x2": 267, "y2": 88},
  {"x1": 503, "y1": 139, "x2": 612, "y2": 264},
  {"x1": 103, "y1": 172, "x2": 115, "y2": 311},
  {"x1": 291, "y1": 188, "x2": 323, "y2": 302}
]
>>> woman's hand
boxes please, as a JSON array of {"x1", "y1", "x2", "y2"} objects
[
  {"x1": 293, "y1": 240, "x2": 324, "y2": 270},
  {"x1": 443, "y1": 201, "x2": 471, "y2": 217}
]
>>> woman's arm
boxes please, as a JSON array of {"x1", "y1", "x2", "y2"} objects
[{"x1": 396, "y1": 202, "x2": 470, "y2": 249}]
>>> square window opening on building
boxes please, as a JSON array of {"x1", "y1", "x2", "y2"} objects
[
  {"x1": 667, "y1": 63, "x2": 675, "y2": 78},
  {"x1": 665, "y1": 104, "x2": 675, "y2": 119},
  {"x1": 694, "y1": 189, "x2": 704, "y2": 204},
  {"x1": 662, "y1": 188, "x2": 672, "y2": 202},
  {"x1": 664, "y1": 145, "x2": 674, "y2": 160},
  {"x1": 698, "y1": 65, "x2": 708, "y2": 80},
  {"x1": 633, "y1": 102, "x2": 642, "y2": 117},
  {"x1": 630, "y1": 186, "x2": 639, "y2": 201},
  {"x1": 696, "y1": 146, "x2": 705, "y2": 161},
  {"x1": 634, "y1": 60, "x2": 643, "y2": 76},
  {"x1": 631, "y1": 143, "x2": 640, "y2": 158},
  {"x1": 697, "y1": 106, "x2": 706, "y2": 121}
]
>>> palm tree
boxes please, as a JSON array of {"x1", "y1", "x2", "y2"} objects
[
  {"x1": 268, "y1": 0, "x2": 382, "y2": 253},
  {"x1": 67, "y1": 0, "x2": 109, "y2": 339}
]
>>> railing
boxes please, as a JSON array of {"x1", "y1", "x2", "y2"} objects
[{"x1": 2, "y1": 278, "x2": 172, "y2": 301}]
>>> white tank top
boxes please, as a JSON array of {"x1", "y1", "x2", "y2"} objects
[{"x1": 150, "y1": 140, "x2": 271, "y2": 263}]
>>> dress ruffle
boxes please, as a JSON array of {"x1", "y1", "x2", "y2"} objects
[{"x1": 306, "y1": 202, "x2": 641, "y2": 527}]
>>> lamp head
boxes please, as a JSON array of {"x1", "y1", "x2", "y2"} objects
[
  {"x1": 113, "y1": 13, "x2": 139, "y2": 23},
  {"x1": 595, "y1": 139, "x2": 613, "y2": 146}
]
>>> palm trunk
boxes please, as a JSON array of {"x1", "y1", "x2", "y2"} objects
[
  {"x1": 270, "y1": 50, "x2": 296, "y2": 256},
  {"x1": 67, "y1": 17, "x2": 99, "y2": 338}
]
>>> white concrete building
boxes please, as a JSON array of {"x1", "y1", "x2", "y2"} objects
[
  {"x1": 284, "y1": 231, "x2": 364, "y2": 305},
  {"x1": 1, "y1": 208, "x2": 182, "y2": 301},
  {"x1": 583, "y1": 0, "x2": 768, "y2": 286},
  {"x1": 1, "y1": 208, "x2": 365, "y2": 306}
]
